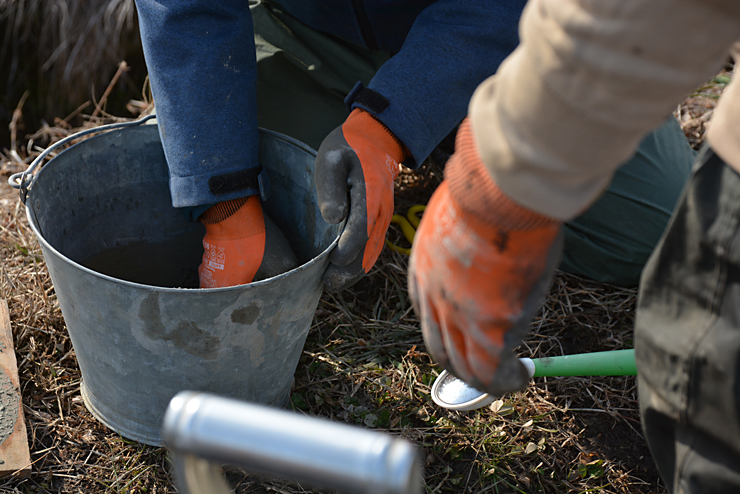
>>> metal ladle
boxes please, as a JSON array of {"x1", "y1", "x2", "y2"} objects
[{"x1": 431, "y1": 349, "x2": 637, "y2": 411}]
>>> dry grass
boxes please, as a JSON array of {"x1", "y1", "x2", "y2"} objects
[
  {"x1": 0, "y1": 65, "x2": 732, "y2": 492},
  {"x1": 0, "y1": 0, "x2": 143, "y2": 127}
]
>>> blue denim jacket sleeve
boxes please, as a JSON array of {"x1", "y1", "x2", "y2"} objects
[
  {"x1": 135, "y1": 0, "x2": 260, "y2": 208},
  {"x1": 353, "y1": 0, "x2": 526, "y2": 168},
  {"x1": 135, "y1": 0, "x2": 525, "y2": 205}
]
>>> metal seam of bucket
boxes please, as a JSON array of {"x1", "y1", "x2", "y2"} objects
[{"x1": 26, "y1": 123, "x2": 341, "y2": 445}]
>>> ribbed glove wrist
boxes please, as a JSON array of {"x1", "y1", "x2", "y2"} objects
[
  {"x1": 446, "y1": 119, "x2": 559, "y2": 231},
  {"x1": 344, "y1": 109, "x2": 408, "y2": 174}
]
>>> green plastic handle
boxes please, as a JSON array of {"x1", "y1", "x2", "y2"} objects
[{"x1": 531, "y1": 349, "x2": 636, "y2": 377}]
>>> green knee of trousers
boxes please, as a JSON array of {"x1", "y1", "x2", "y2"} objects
[{"x1": 560, "y1": 117, "x2": 695, "y2": 287}]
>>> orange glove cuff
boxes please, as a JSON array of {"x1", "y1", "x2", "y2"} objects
[
  {"x1": 198, "y1": 196, "x2": 266, "y2": 288},
  {"x1": 446, "y1": 118, "x2": 559, "y2": 232},
  {"x1": 342, "y1": 109, "x2": 408, "y2": 175},
  {"x1": 200, "y1": 197, "x2": 248, "y2": 224}
]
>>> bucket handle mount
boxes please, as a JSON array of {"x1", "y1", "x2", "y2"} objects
[{"x1": 8, "y1": 115, "x2": 157, "y2": 204}]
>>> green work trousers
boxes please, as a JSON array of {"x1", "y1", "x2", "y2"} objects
[
  {"x1": 252, "y1": 1, "x2": 389, "y2": 151},
  {"x1": 562, "y1": 118, "x2": 696, "y2": 286},
  {"x1": 252, "y1": 1, "x2": 695, "y2": 287}
]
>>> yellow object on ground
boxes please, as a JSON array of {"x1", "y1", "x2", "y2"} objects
[{"x1": 386, "y1": 205, "x2": 426, "y2": 255}]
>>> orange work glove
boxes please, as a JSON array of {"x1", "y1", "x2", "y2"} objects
[
  {"x1": 198, "y1": 196, "x2": 297, "y2": 288},
  {"x1": 408, "y1": 118, "x2": 564, "y2": 397},
  {"x1": 315, "y1": 109, "x2": 407, "y2": 291}
]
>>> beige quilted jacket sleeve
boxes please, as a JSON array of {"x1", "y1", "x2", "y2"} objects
[{"x1": 469, "y1": 0, "x2": 740, "y2": 220}]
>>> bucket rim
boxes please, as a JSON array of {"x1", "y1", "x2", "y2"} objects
[
  {"x1": 23, "y1": 124, "x2": 343, "y2": 292},
  {"x1": 257, "y1": 126, "x2": 318, "y2": 158},
  {"x1": 25, "y1": 205, "x2": 341, "y2": 292}
]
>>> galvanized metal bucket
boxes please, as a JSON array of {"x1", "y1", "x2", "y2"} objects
[{"x1": 10, "y1": 117, "x2": 340, "y2": 446}]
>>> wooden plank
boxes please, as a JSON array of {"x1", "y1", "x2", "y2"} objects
[{"x1": 0, "y1": 300, "x2": 31, "y2": 478}]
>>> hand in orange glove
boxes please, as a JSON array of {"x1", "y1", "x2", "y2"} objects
[
  {"x1": 198, "y1": 196, "x2": 297, "y2": 288},
  {"x1": 408, "y1": 118, "x2": 564, "y2": 397},
  {"x1": 316, "y1": 109, "x2": 407, "y2": 292}
]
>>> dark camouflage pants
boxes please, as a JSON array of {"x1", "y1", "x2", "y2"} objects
[{"x1": 636, "y1": 146, "x2": 740, "y2": 493}]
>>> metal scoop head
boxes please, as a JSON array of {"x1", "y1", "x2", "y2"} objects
[
  {"x1": 430, "y1": 370, "x2": 495, "y2": 411},
  {"x1": 431, "y1": 350, "x2": 636, "y2": 411}
]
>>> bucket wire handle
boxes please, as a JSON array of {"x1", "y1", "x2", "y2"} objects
[{"x1": 9, "y1": 114, "x2": 157, "y2": 204}]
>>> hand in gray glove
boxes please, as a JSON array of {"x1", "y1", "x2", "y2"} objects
[{"x1": 315, "y1": 109, "x2": 407, "y2": 291}]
